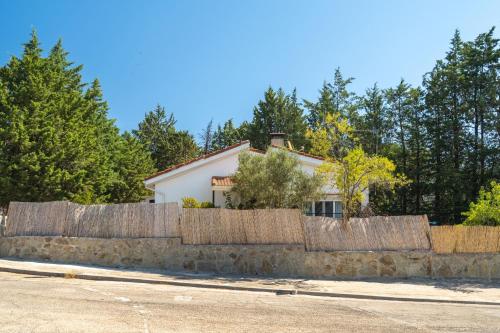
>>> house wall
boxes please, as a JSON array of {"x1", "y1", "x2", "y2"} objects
[
  {"x1": 154, "y1": 153, "x2": 241, "y2": 204},
  {"x1": 151, "y1": 148, "x2": 367, "y2": 208}
]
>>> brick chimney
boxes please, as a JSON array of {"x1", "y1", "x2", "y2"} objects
[{"x1": 270, "y1": 132, "x2": 286, "y2": 147}]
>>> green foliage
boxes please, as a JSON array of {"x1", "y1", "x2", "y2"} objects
[
  {"x1": 230, "y1": 148, "x2": 325, "y2": 209},
  {"x1": 133, "y1": 105, "x2": 199, "y2": 170},
  {"x1": 304, "y1": 68, "x2": 359, "y2": 130},
  {"x1": 106, "y1": 132, "x2": 156, "y2": 203},
  {"x1": 422, "y1": 28, "x2": 499, "y2": 223},
  {"x1": 211, "y1": 119, "x2": 248, "y2": 150},
  {"x1": 318, "y1": 147, "x2": 408, "y2": 221},
  {"x1": 462, "y1": 181, "x2": 500, "y2": 226},
  {"x1": 0, "y1": 31, "x2": 155, "y2": 206},
  {"x1": 248, "y1": 87, "x2": 307, "y2": 150},
  {"x1": 200, "y1": 201, "x2": 215, "y2": 208},
  {"x1": 305, "y1": 112, "x2": 358, "y2": 159},
  {"x1": 182, "y1": 197, "x2": 200, "y2": 208},
  {"x1": 182, "y1": 197, "x2": 214, "y2": 208},
  {"x1": 199, "y1": 119, "x2": 214, "y2": 154}
]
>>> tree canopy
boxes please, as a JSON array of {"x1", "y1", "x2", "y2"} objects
[
  {"x1": 317, "y1": 147, "x2": 407, "y2": 221},
  {"x1": 248, "y1": 87, "x2": 307, "y2": 150},
  {"x1": 133, "y1": 104, "x2": 199, "y2": 170},
  {"x1": 1, "y1": 28, "x2": 498, "y2": 222},
  {"x1": 462, "y1": 181, "x2": 500, "y2": 226},
  {"x1": 230, "y1": 149, "x2": 325, "y2": 209},
  {"x1": 0, "y1": 31, "x2": 155, "y2": 206}
]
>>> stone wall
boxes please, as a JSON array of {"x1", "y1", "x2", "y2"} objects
[{"x1": 1, "y1": 236, "x2": 499, "y2": 280}]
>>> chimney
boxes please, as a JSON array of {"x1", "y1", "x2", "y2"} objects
[{"x1": 270, "y1": 132, "x2": 286, "y2": 147}]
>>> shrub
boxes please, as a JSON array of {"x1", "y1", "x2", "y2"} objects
[
  {"x1": 182, "y1": 197, "x2": 200, "y2": 208},
  {"x1": 230, "y1": 148, "x2": 325, "y2": 209},
  {"x1": 200, "y1": 201, "x2": 215, "y2": 208},
  {"x1": 182, "y1": 197, "x2": 215, "y2": 208},
  {"x1": 462, "y1": 181, "x2": 500, "y2": 226}
]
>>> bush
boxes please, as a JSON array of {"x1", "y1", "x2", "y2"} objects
[
  {"x1": 182, "y1": 197, "x2": 200, "y2": 208},
  {"x1": 230, "y1": 148, "x2": 325, "y2": 209},
  {"x1": 182, "y1": 197, "x2": 215, "y2": 208},
  {"x1": 462, "y1": 181, "x2": 500, "y2": 226}
]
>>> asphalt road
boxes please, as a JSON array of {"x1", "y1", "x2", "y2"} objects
[{"x1": 0, "y1": 272, "x2": 499, "y2": 333}]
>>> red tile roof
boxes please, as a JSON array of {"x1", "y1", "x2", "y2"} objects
[
  {"x1": 144, "y1": 140, "x2": 324, "y2": 182},
  {"x1": 144, "y1": 141, "x2": 250, "y2": 181},
  {"x1": 270, "y1": 145, "x2": 325, "y2": 161},
  {"x1": 211, "y1": 176, "x2": 234, "y2": 187},
  {"x1": 248, "y1": 147, "x2": 266, "y2": 154}
]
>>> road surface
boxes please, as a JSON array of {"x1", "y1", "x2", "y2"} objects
[{"x1": 0, "y1": 271, "x2": 499, "y2": 333}]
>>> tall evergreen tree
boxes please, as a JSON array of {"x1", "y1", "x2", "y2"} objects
[
  {"x1": 0, "y1": 31, "x2": 154, "y2": 205},
  {"x1": 199, "y1": 119, "x2": 214, "y2": 154},
  {"x1": 462, "y1": 28, "x2": 500, "y2": 203},
  {"x1": 358, "y1": 83, "x2": 390, "y2": 155},
  {"x1": 328, "y1": 68, "x2": 359, "y2": 123},
  {"x1": 133, "y1": 105, "x2": 199, "y2": 170},
  {"x1": 385, "y1": 80, "x2": 413, "y2": 214},
  {"x1": 211, "y1": 119, "x2": 247, "y2": 150},
  {"x1": 304, "y1": 68, "x2": 359, "y2": 131},
  {"x1": 304, "y1": 83, "x2": 335, "y2": 130},
  {"x1": 248, "y1": 87, "x2": 307, "y2": 150}
]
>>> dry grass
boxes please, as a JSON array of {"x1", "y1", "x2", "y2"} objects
[{"x1": 431, "y1": 226, "x2": 500, "y2": 253}]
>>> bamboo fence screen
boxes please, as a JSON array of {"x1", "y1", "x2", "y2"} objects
[
  {"x1": 4, "y1": 201, "x2": 500, "y2": 253},
  {"x1": 303, "y1": 215, "x2": 431, "y2": 251},
  {"x1": 431, "y1": 226, "x2": 500, "y2": 253},
  {"x1": 6, "y1": 201, "x2": 180, "y2": 238},
  {"x1": 180, "y1": 208, "x2": 305, "y2": 245}
]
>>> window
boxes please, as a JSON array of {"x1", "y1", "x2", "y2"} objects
[
  {"x1": 310, "y1": 200, "x2": 343, "y2": 218},
  {"x1": 314, "y1": 202, "x2": 323, "y2": 216},
  {"x1": 324, "y1": 201, "x2": 334, "y2": 218},
  {"x1": 334, "y1": 201, "x2": 342, "y2": 218}
]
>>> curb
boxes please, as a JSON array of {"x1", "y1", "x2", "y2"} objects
[{"x1": 1, "y1": 266, "x2": 499, "y2": 306}]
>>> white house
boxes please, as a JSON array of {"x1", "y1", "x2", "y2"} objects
[{"x1": 144, "y1": 134, "x2": 368, "y2": 217}]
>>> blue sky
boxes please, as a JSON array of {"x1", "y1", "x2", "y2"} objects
[{"x1": 1, "y1": 1, "x2": 499, "y2": 137}]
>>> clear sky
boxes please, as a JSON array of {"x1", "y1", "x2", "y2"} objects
[{"x1": 1, "y1": 0, "x2": 499, "y2": 137}]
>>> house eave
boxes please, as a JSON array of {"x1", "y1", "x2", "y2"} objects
[{"x1": 144, "y1": 142, "x2": 250, "y2": 186}]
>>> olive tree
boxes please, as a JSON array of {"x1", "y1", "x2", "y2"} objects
[{"x1": 230, "y1": 148, "x2": 325, "y2": 209}]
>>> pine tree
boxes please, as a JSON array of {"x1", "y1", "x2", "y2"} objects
[
  {"x1": 211, "y1": 119, "x2": 247, "y2": 150},
  {"x1": 328, "y1": 68, "x2": 359, "y2": 123},
  {"x1": 462, "y1": 28, "x2": 500, "y2": 203},
  {"x1": 133, "y1": 105, "x2": 199, "y2": 170},
  {"x1": 199, "y1": 119, "x2": 214, "y2": 154},
  {"x1": 0, "y1": 31, "x2": 155, "y2": 205},
  {"x1": 385, "y1": 80, "x2": 413, "y2": 214},
  {"x1": 248, "y1": 87, "x2": 307, "y2": 150},
  {"x1": 107, "y1": 132, "x2": 156, "y2": 203},
  {"x1": 358, "y1": 83, "x2": 390, "y2": 155},
  {"x1": 304, "y1": 68, "x2": 359, "y2": 131},
  {"x1": 304, "y1": 83, "x2": 335, "y2": 130}
]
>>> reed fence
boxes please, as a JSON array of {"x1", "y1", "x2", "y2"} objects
[
  {"x1": 303, "y1": 215, "x2": 431, "y2": 251},
  {"x1": 431, "y1": 226, "x2": 500, "y2": 253},
  {"x1": 6, "y1": 201, "x2": 180, "y2": 238},
  {"x1": 5, "y1": 201, "x2": 500, "y2": 253},
  {"x1": 180, "y1": 208, "x2": 304, "y2": 245}
]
